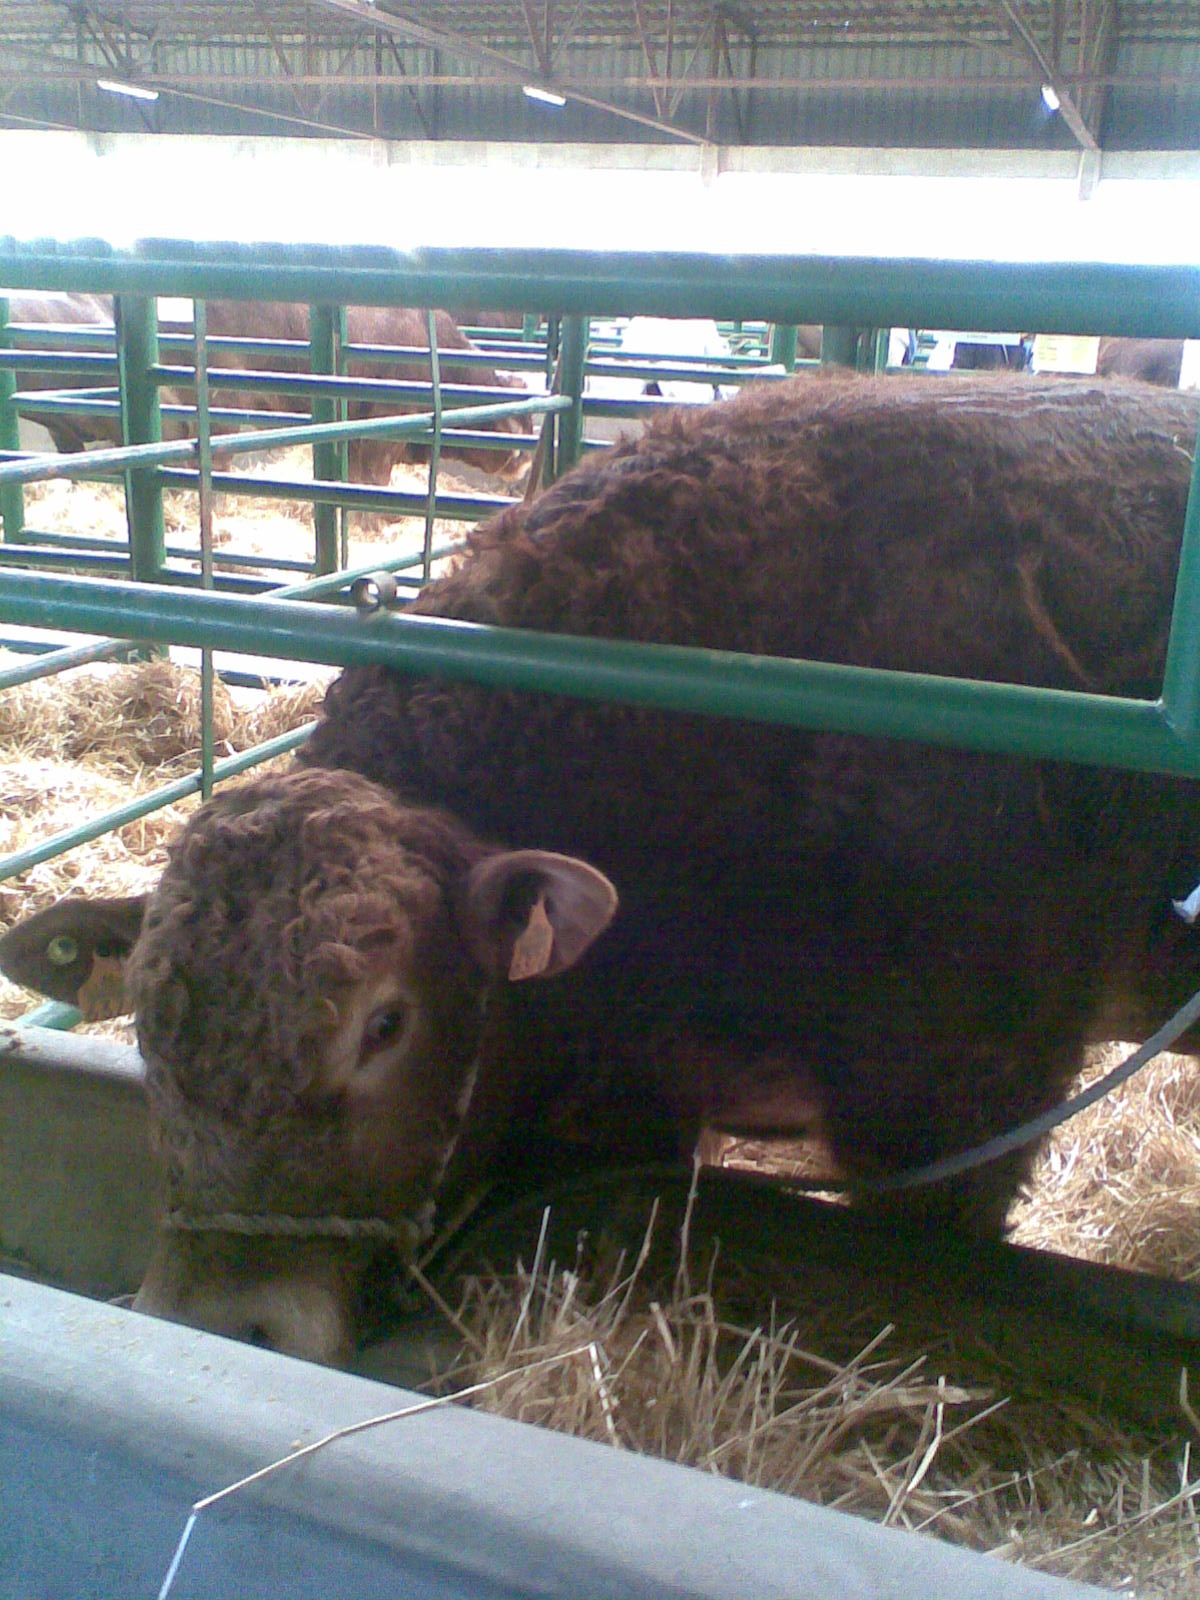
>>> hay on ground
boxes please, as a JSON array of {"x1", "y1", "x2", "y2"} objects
[
  {"x1": 1010, "y1": 1046, "x2": 1200, "y2": 1283},
  {"x1": 0, "y1": 656, "x2": 328, "y2": 1032},
  {"x1": 441, "y1": 1191, "x2": 1200, "y2": 1596},
  {"x1": 0, "y1": 657, "x2": 240, "y2": 770}
]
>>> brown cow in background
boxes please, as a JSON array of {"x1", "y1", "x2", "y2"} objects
[
  {"x1": 1096, "y1": 337, "x2": 1185, "y2": 388},
  {"x1": 0, "y1": 292, "x2": 528, "y2": 482},
  {"x1": 0, "y1": 291, "x2": 117, "y2": 452},
  {"x1": 168, "y1": 301, "x2": 529, "y2": 483}
]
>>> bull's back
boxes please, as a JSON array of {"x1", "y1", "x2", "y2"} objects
[
  {"x1": 415, "y1": 374, "x2": 1194, "y2": 684},
  {"x1": 305, "y1": 375, "x2": 1200, "y2": 1191},
  {"x1": 308, "y1": 376, "x2": 1197, "y2": 824}
]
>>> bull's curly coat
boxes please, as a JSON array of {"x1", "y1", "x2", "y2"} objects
[
  {"x1": 132, "y1": 777, "x2": 495, "y2": 1220},
  {"x1": 129, "y1": 374, "x2": 1200, "y2": 1232},
  {"x1": 8, "y1": 371, "x2": 1200, "y2": 1359}
]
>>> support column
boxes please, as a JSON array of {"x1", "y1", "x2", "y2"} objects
[
  {"x1": 556, "y1": 314, "x2": 589, "y2": 476},
  {"x1": 116, "y1": 294, "x2": 165, "y2": 582},
  {"x1": 309, "y1": 303, "x2": 339, "y2": 576},
  {"x1": 0, "y1": 298, "x2": 25, "y2": 540},
  {"x1": 820, "y1": 326, "x2": 860, "y2": 371},
  {"x1": 769, "y1": 324, "x2": 798, "y2": 372}
]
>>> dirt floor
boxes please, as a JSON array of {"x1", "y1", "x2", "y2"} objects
[{"x1": 2, "y1": 456, "x2": 1199, "y2": 1594}]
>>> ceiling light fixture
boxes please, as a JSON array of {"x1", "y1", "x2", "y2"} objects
[
  {"x1": 522, "y1": 84, "x2": 566, "y2": 107},
  {"x1": 97, "y1": 78, "x2": 159, "y2": 102}
]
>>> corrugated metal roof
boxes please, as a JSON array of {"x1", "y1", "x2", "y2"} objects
[{"x1": 0, "y1": 3, "x2": 1195, "y2": 152}]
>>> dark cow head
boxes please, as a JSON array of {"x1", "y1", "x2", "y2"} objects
[{"x1": 0, "y1": 767, "x2": 616, "y2": 1362}]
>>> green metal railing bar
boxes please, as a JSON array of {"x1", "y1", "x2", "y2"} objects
[
  {"x1": 309, "y1": 304, "x2": 340, "y2": 577},
  {"x1": 584, "y1": 358, "x2": 773, "y2": 389},
  {"x1": 156, "y1": 331, "x2": 551, "y2": 379},
  {"x1": 153, "y1": 364, "x2": 539, "y2": 410},
  {"x1": 194, "y1": 298, "x2": 216, "y2": 800},
  {"x1": 421, "y1": 309, "x2": 442, "y2": 583},
  {"x1": 0, "y1": 545, "x2": 135, "y2": 575},
  {"x1": 0, "y1": 350, "x2": 117, "y2": 375},
  {"x1": 0, "y1": 298, "x2": 25, "y2": 538},
  {"x1": 0, "y1": 537, "x2": 469, "y2": 721},
  {"x1": 344, "y1": 340, "x2": 548, "y2": 376},
  {"x1": 155, "y1": 468, "x2": 518, "y2": 521},
  {"x1": 0, "y1": 545, "x2": 323, "y2": 592},
  {"x1": 0, "y1": 721, "x2": 317, "y2": 882},
  {"x1": 768, "y1": 324, "x2": 798, "y2": 371},
  {"x1": 333, "y1": 304, "x2": 349, "y2": 569},
  {"x1": 14, "y1": 526, "x2": 315, "y2": 572},
  {"x1": 1161, "y1": 437, "x2": 1200, "y2": 740},
  {"x1": 274, "y1": 544, "x2": 457, "y2": 602},
  {"x1": 600, "y1": 345, "x2": 774, "y2": 369},
  {"x1": 0, "y1": 536, "x2": 462, "y2": 615},
  {"x1": 2, "y1": 322, "x2": 114, "y2": 349},
  {"x1": 4, "y1": 567, "x2": 1200, "y2": 780},
  {"x1": 116, "y1": 294, "x2": 166, "y2": 583},
  {"x1": 557, "y1": 315, "x2": 588, "y2": 475},
  {"x1": 12, "y1": 395, "x2": 308, "y2": 430},
  {"x1": 0, "y1": 637, "x2": 134, "y2": 690},
  {"x1": 4, "y1": 452, "x2": 522, "y2": 515},
  {"x1": 0, "y1": 393, "x2": 566, "y2": 488},
  {"x1": 4, "y1": 242, "x2": 1195, "y2": 335}
]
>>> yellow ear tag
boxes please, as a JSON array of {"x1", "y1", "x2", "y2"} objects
[
  {"x1": 508, "y1": 893, "x2": 555, "y2": 981},
  {"x1": 77, "y1": 955, "x2": 129, "y2": 1022}
]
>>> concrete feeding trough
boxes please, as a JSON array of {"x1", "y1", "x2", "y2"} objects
[
  {"x1": 0, "y1": 1022, "x2": 1169, "y2": 1597},
  {"x1": 5, "y1": 1272, "x2": 1104, "y2": 1600}
]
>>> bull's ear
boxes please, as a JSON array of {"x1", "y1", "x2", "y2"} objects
[
  {"x1": 0, "y1": 895, "x2": 147, "y2": 1019},
  {"x1": 459, "y1": 851, "x2": 617, "y2": 982}
]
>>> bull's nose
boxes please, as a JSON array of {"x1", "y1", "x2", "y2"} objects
[
  {"x1": 134, "y1": 1234, "x2": 358, "y2": 1366},
  {"x1": 135, "y1": 1273, "x2": 356, "y2": 1365}
]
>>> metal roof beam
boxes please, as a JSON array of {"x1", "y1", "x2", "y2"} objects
[
  {"x1": 140, "y1": 78, "x2": 375, "y2": 139},
  {"x1": 251, "y1": 0, "x2": 310, "y2": 121},
  {"x1": 717, "y1": 11, "x2": 750, "y2": 143},
  {"x1": 632, "y1": 0, "x2": 666, "y2": 120},
  {"x1": 667, "y1": 29, "x2": 710, "y2": 119},
  {"x1": 381, "y1": 31, "x2": 435, "y2": 140},
  {"x1": 13, "y1": 58, "x2": 1198, "y2": 95},
  {"x1": 995, "y1": 0, "x2": 1101, "y2": 153},
  {"x1": 1080, "y1": 0, "x2": 1118, "y2": 149},
  {"x1": 552, "y1": 0, "x2": 588, "y2": 60},
  {"x1": 309, "y1": 0, "x2": 709, "y2": 144},
  {"x1": 519, "y1": 0, "x2": 549, "y2": 78}
]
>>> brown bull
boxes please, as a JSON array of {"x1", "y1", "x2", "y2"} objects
[
  {"x1": 1, "y1": 293, "x2": 527, "y2": 481},
  {"x1": 168, "y1": 301, "x2": 528, "y2": 483},
  {"x1": 4, "y1": 373, "x2": 1200, "y2": 1364},
  {"x1": 1096, "y1": 336, "x2": 1185, "y2": 388},
  {"x1": 0, "y1": 291, "x2": 118, "y2": 451}
]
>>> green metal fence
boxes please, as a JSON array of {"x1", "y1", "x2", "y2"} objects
[
  {"x1": 0, "y1": 239, "x2": 1197, "y2": 1037},
  {"x1": 0, "y1": 294, "x2": 553, "y2": 584}
]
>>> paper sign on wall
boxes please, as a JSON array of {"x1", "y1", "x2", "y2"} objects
[{"x1": 1031, "y1": 335, "x2": 1100, "y2": 374}]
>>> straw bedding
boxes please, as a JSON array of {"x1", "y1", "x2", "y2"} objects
[
  {"x1": 2, "y1": 466, "x2": 1198, "y2": 1593},
  {"x1": 450, "y1": 1198, "x2": 1200, "y2": 1594}
]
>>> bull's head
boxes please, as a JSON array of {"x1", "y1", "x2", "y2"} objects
[{"x1": 0, "y1": 767, "x2": 616, "y2": 1364}]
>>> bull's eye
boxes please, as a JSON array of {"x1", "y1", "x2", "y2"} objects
[
  {"x1": 46, "y1": 935, "x2": 78, "y2": 968},
  {"x1": 358, "y1": 1002, "x2": 410, "y2": 1066}
]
